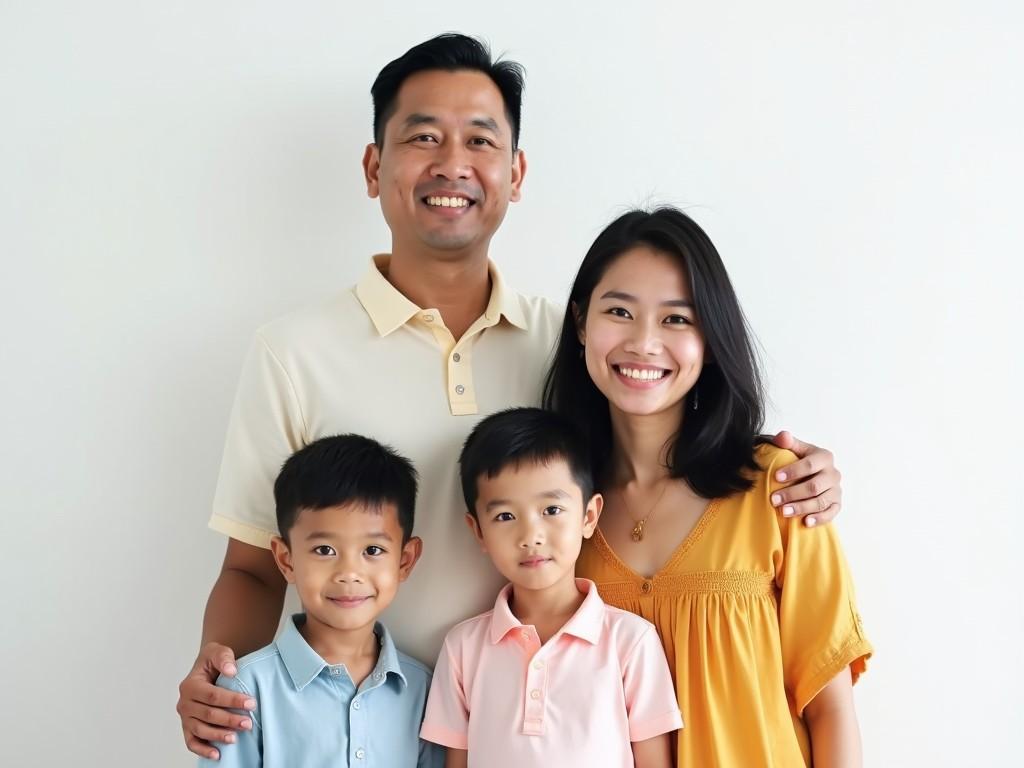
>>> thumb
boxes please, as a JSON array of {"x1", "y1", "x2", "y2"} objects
[
  {"x1": 205, "y1": 644, "x2": 238, "y2": 678},
  {"x1": 772, "y1": 430, "x2": 809, "y2": 457}
]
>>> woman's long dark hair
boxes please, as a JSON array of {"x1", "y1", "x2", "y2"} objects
[{"x1": 542, "y1": 207, "x2": 765, "y2": 498}]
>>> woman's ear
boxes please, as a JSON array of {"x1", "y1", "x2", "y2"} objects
[{"x1": 572, "y1": 301, "x2": 586, "y2": 346}]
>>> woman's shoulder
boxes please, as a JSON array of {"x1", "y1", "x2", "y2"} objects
[{"x1": 753, "y1": 442, "x2": 799, "y2": 477}]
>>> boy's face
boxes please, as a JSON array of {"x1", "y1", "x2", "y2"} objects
[
  {"x1": 271, "y1": 502, "x2": 421, "y2": 635},
  {"x1": 466, "y1": 459, "x2": 602, "y2": 593}
]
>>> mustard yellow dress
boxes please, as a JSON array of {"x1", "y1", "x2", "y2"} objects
[{"x1": 576, "y1": 445, "x2": 872, "y2": 766}]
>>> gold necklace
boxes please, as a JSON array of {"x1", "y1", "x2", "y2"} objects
[{"x1": 619, "y1": 479, "x2": 670, "y2": 543}]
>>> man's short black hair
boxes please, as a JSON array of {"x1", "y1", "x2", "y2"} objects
[
  {"x1": 274, "y1": 434, "x2": 418, "y2": 543},
  {"x1": 371, "y1": 33, "x2": 525, "y2": 151},
  {"x1": 459, "y1": 408, "x2": 594, "y2": 518}
]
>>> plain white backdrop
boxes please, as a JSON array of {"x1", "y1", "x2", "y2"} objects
[{"x1": 1, "y1": 1, "x2": 1021, "y2": 765}]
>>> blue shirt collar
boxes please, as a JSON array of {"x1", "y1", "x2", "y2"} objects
[{"x1": 276, "y1": 613, "x2": 408, "y2": 692}]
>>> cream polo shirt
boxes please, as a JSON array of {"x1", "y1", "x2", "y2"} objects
[{"x1": 209, "y1": 255, "x2": 562, "y2": 664}]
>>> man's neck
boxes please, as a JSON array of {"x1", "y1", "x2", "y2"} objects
[
  {"x1": 385, "y1": 247, "x2": 491, "y2": 341},
  {"x1": 509, "y1": 573, "x2": 584, "y2": 644}
]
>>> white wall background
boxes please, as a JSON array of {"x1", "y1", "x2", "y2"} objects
[{"x1": 1, "y1": 1, "x2": 1021, "y2": 765}]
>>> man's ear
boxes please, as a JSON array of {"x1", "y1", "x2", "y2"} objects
[
  {"x1": 581, "y1": 493, "x2": 603, "y2": 539},
  {"x1": 398, "y1": 536, "x2": 423, "y2": 581},
  {"x1": 572, "y1": 301, "x2": 586, "y2": 346},
  {"x1": 362, "y1": 143, "x2": 381, "y2": 198},
  {"x1": 270, "y1": 535, "x2": 297, "y2": 584},
  {"x1": 508, "y1": 148, "x2": 527, "y2": 202},
  {"x1": 464, "y1": 513, "x2": 486, "y2": 551}
]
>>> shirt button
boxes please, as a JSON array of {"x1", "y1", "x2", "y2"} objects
[
  {"x1": 533, "y1": 660, "x2": 544, "y2": 670},
  {"x1": 352, "y1": 700, "x2": 360, "y2": 710},
  {"x1": 330, "y1": 667, "x2": 341, "y2": 676},
  {"x1": 521, "y1": 630, "x2": 530, "y2": 641},
  {"x1": 355, "y1": 748, "x2": 366, "y2": 759},
  {"x1": 455, "y1": 384, "x2": 465, "y2": 395},
  {"x1": 530, "y1": 689, "x2": 542, "y2": 700},
  {"x1": 641, "y1": 580, "x2": 653, "y2": 594},
  {"x1": 424, "y1": 314, "x2": 434, "y2": 322},
  {"x1": 373, "y1": 671, "x2": 383, "y2": 681},
  {"x1": 453, "y1": 352, "x2": 461, "y2": 362}
]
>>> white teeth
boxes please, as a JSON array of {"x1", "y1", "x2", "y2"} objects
[
  {"x1": 618, "y1": 366, "x2": 666, "y2": 381},
  {"x1": 426, "y1": 196, "x2": 470, "y2": 208}
]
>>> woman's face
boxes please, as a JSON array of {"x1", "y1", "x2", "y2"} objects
[{"x1": 579, "y1": 245, "x2": 705, "y2": 420}]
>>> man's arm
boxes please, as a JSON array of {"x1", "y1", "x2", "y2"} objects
[
  {"x1": 631, "y1": 733, "x2": 673, "y2": 768},
  {"x1": 770, "y1": 431, "x2": 843, "y2": 526},
  {"x1": 177, "y1": 539, "x2": 286, "y2": 760},
  {"x1": 804, "y1": 667, "x2": 862, "y2": 768}
]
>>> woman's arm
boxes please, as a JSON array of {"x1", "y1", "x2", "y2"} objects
[
  {"x1": 804, "y1": 667, "x2": 862, "y2": 768},
  {"x1": 631, "y1": 732, "x2": 673, "y2": 768}
]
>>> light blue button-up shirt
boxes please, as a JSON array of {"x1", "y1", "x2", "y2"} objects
[{"x1": 199, "y1": 614, "x2": 442, "y2": 767}]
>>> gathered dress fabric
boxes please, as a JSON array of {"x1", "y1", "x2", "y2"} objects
[{"x1": 576, "y1": 445, "x2": 873, "y2": 767}]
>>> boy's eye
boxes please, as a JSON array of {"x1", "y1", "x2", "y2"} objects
[
  {"x1": 543, "y1": 506, "x2": 564, "y2": 516},
  {"x1": 312, "y1": 545, "x2": 336, "y2": 556},
  {"x1": 365, "y1": 545, "x2": 385, "y2": 557},
  {"x1": 494, "y1": 512, "x2": 515, "y2": 522}
]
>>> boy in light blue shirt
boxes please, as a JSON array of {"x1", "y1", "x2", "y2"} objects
[{"x1": 199, "y1": 435, "x2": 442, "y2": 767}]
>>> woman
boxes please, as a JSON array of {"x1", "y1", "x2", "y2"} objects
[{"x1": 544, "y1": 208, "x2": 872, "y2": 766}]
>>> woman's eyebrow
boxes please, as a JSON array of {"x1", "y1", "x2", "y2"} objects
[{"x1": 599, "y1": 290, "x2": 692, "y2": 308}]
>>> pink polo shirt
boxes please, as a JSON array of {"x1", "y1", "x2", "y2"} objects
[{"x1": 420, "y1": 579, "x2": 682, "y2": 767}]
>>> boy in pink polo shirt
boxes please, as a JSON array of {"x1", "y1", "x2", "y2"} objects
[{"x1": 420, "y1": 408, "x2": 682, "y2": 767}]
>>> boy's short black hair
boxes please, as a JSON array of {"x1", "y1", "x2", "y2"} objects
[
  {"x1": 459, "y1": 407, "x2": 594, "y2": 518},
  {"x1": 371, "y1": 33, "x2": 526, "y2": 151},
  {"x1": 274, "y1": 434, "x2": 418, "y2": 543}
]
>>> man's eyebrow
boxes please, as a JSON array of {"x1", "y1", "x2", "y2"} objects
[
  {"x1": 599, "y1": 290, "x2": 693, "y2": 308},
  {"x1": 470, "y1": 117, "x2": 501, "y2": 134},
  {"x1": 401, "y1": 113, "x2": 438, "y2": 129}
]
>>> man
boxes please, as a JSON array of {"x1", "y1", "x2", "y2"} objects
[{"x1": 177, "y1": 34, "x2": 843, "y2": 760}]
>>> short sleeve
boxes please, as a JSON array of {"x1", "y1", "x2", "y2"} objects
[
  {"x1": 208, "y1": 333, "x2": 307, "y2": 547},
  {"x1": 768, "y1": 452, "x2": 873, "y2": 714},
  {"x1": 197, "y1": 675, "x2": 262, "y2": 768},
  {"x1": 419, "y1": 637, "x2": 469, "y2": 750},
  {"x1": 622, "y1": 624, "x2": 684, "y2": 742}
]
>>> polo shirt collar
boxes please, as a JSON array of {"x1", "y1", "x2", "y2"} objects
[
  {"x1": 488, "y1": 579, "x2": 605, "y2": 646},
  {"x1": 276, "y1": 614, "x2": 408, "y2": 691},
  {"x1": 355, "y1": 254, "x2": 528, "y2": 337}
]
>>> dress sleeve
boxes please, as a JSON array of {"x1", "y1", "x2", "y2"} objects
[
  {"x1": 767, "y1": 451, "x2": 873, "y2": 715},
  {"x1": 622, "y1": 624, "x2": 685, "y2": 742},
  {"x1": 196, "y1": 675, "x2": 262, "y2": 768},
  {"x1": 208, "y1": 333, "x2": 307, "y2": 547},
  {"x1": 419, "y1": 637, "x2": 470, "y2": 750}
]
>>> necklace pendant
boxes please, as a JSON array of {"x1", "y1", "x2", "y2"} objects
[{"x1": 631, "y1": 519, "x2": 645, "y2": 542}]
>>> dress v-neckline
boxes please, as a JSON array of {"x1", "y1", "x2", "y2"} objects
[{"x1": 592, "y1": 499, "x2": 721, "y2": 581}]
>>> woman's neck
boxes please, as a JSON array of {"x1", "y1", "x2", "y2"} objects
[{"x1": 607, "y1": 403, "x2": 685, "y2": 488}]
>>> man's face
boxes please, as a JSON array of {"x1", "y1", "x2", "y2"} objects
[
  {"x1": 466, "y1": 460, "x2": 601, "y2": 594},
  {"x1": 363, "y1": 69, "x2": 526, "y2": 258},
  {"x1": 271, "y1": 502, "x2": 422, "y2": 636}
]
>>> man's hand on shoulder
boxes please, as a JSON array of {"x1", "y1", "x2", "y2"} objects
[
  {"x1": 177, "y1": 642, "x2": 256, "y2": 760},
  {"x1": 769, "y1": 431, "x2": 843, "y2": 527}
]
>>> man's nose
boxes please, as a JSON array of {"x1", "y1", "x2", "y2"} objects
[{"x1": 430, "y1": 140, "x2": 471, "y2": 180}]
